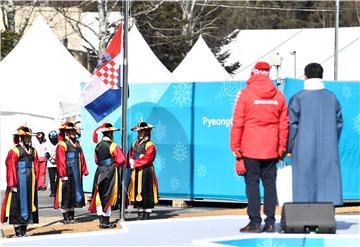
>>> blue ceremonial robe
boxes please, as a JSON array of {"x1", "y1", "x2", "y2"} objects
[{"x1": 287, "y1": 88, "x2": 343, "y2": 205}]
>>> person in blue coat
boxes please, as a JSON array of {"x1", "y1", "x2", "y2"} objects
[{"x1": 287, "y1": 63, "x2": 343, "y2": 205}]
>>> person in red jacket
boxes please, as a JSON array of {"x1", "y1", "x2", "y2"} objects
[
  {"x1": 128, "y1": 122, "x2": 159, "y2": 220},
  {"x1": 54, "y1": 122, "x2": 89, "y2": 224},
  {"x1": 1, "y1": 126, "x2": 39, "y2": 237},
  {"x1": 88, "y1": 122, "x2": 126, "y2": 228},
  {"x1": 33, "y1": 132, "x2": 47, "y2": 190},
  {"x1": 230, "y1": 61, "x2": 289, "y2": 233}
]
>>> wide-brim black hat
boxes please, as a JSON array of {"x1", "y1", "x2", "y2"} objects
[
  {"x1": 93, "y1": 122, "x2": 120, "y2": 143},
  {"x1": 13, "y1": 126, "x2": 36, "y2": 136},
  {"x1": 131, "y1": 122, "x2": 154, "y2": 131}
]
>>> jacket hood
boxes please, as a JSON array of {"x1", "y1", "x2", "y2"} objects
[{"x1": 246, "y1": 74, "x2": 277, "y2": 99}]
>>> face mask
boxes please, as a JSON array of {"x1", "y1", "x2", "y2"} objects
[{"x1": 50, "y1": 138, "x2": 58, "y2": 145}]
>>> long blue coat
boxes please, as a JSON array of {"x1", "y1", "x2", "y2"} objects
[{"x1": 288, "y1": 88, "x2": 343, "y2": 205}]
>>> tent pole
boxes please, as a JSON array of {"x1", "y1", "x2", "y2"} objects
[{"x1": 120, "y1": 0, "x2": 129, "y2": 222}]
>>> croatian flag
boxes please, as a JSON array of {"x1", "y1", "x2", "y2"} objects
[{"x1": 80, "y1": 23, "x2": 124, "y2": 122}]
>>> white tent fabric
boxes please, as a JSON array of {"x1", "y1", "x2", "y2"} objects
[
  {"x1": 172, "y1": 36, "x2": 232, "y2": 83},
  {"x1": 224, "y1": 27, "x2": 360, "y2": 81},
  {"x1": 0, "y1": 16, "x2": 90, "y2": 188},
  {"x1": 128, "y1": 26, "x2": 173, "y2": 84},
  {"x1": 0, "y1": 16, "x2": 90, "y2": 117}
]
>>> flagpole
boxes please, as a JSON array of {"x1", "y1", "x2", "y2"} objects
[{"x1": 120, "y1": 0, "x2": 129, "y2": 222}]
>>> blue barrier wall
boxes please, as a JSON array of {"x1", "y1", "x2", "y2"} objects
[
  {"x1": 81, "y1": 79, "x2": 360, "y2": 201},
  {"x1": 128, "y1": 83, "x2": 193, "y2": 198},
  {"x1": 192, "y1": 81, "x2": 248, "y2": 200}
]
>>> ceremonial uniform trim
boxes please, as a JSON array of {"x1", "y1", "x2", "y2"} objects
[
  {"x1": 31, "y1": 167, "x2": 36, "y2": 212},
  {"x1": 57, "y1": 179, "x2": 63, "y2": 205},
  {"x1": 11, "y1": 147, "x2": 20, "y2": 157},
  {"x1": 59, "y1": 141, "x2": 67, "y2": 151},
  {"x1": 5, "y1": 192, "x2": 12, "y2": 218},
  {"x1": 110, "y1": 142, "x2": 117, "y2": 155},
  {"x1": 145, "y1": 141, "x2": 154, "y2": 149}
]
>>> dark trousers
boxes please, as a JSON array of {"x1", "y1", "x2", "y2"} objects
[
  {"x1": 244, "y1": 158, "x2": 277, "y2": 226},
  {"x1": 48, "y1": 167, "x2": 58, "y2": 194}
]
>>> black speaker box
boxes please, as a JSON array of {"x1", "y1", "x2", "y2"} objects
[{"x1": 281, "y1": 202, "x2": 336, "y2": 234}]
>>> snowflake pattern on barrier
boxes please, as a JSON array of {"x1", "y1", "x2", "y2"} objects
[
  {"x1": 134, "y1": 111, "x2": 144, "y2": 123},
  {"x1": 154, "y1": 154, "x2": 166, "y2": 173},
  {"x1": 197, "y1": 164, "x2": 207, "y2": 177},
  {"x1": 170, "y1": 177, "x2": 180, "y2": 191},
  {"x1": 353, "y1": 113, "x2": 360, "y2": 134},
  {"x1": 173, "y1": 143, "x2": 187, "y2": 163},
  {"x1": 341, "y1": 86, "x2": 352, "y2": 100},
  {"x1": 153, "y1": 121, "x2": 167, "y2": 142},
  {"x1": 217, "y1": 82, "x2": 243, "y2": 106},
  {"x1": 171, "y1": 83, "x2": 192, "y2": 108}
]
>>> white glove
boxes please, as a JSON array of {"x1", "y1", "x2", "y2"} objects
[
  {"x1": 11, "y1": 187, "x2": 17, "y2": 193},
  {"x1": 129, "y1": 158, "x2": 135, "y2": 169},
  {"x1": 61, "y1": 176, "x2": 68, "y2": 181}
]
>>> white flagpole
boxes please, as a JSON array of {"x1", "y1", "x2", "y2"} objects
[{"x1": 120, "y1": 0, "x2": 129, "y2": 222}]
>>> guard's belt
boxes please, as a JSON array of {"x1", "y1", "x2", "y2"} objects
[{"x1": 98, "y1": 157, "x2": 114, "y2": 166}]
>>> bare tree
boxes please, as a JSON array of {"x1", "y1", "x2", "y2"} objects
[
  {"x1": 133, "y1": 0, "x2": 230, "y2": 71},
  {"x1": 97, "y1": 0, "x2": 107, "y2": 55},
  {"x1": 180, "y1": 0, "x2": 222, "y2": 42},
  {"x1": 0, "y1": 0, "x2": 38, "y2": 59},
  {"x1": 54, "y1": 0, "x2": 165, "y2": 66},
  {"x1": 1, "y1": 0, "x2": 15, "y2": 31},
  {"x1": 1, "y1": 0, "x2": 36, "y2": 33}
]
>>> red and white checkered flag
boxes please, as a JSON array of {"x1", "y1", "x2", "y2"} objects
[
  {"x1": 96, "y1": 60, "x2": 120, "y2": 89},
  {"x1": 80, "y1": 22, "x2": 124, "y2": 122}
]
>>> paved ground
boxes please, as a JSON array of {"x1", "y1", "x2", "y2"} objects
[
  {"x1": 1, "y1": 189, "x2": 359, "y2": 239},
  {"x1": 1, "y1": 190, "x2": 248, "y2": 237},
  {"x1": 1, "y1": 215, "x2": 360, "y2": 246}
]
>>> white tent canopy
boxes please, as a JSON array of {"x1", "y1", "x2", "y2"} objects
[
  {"x1": 224, "y1": 27, "x2": 360, "y2": 81},
  {"x1": 128, "y1": 26, "x2": 173, "y2": 83},
  {"x1": 173, "y1": 36, "x2": 232, "y2": 83},
  {"x1": 0, "y1": 16, "x2": 90, "y2": 118},
  {"x1": 0, "y1": 16, "x2": 90, "y2": 188}
]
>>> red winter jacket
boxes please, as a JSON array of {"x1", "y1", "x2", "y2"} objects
[{"x1": 230, "y1": 74, "x2": 289, "y2": 159}]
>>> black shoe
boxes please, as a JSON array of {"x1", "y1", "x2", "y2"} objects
[
  {"x1": 99, "y1": 216, "x2": 116, "y2": 229},
  {"x1": 263, "y1": 224, "x2": 275, "y2": 233},
  {"x1": 62, "y1": 212, "x2": 71, "y2": 224},
  {"x1": 137, "y1": 211, "x2": 145, "y2": 220},
  {"x1": 20, "y1": 225, "x2": 28, "y2": 237},
  {"x1": 69, "y1": 211, "x2": 77, "y2": 224},
  {"x1": 240, "y1": 223, "x2": 262, "y2": 233},
  {"x1": 98, "y1": 215, "x2": 104, "y2": 228},
  {"x1": 144, "y1": 212, "x2": 150, "y2": 220},
  {"x1": 14, "y1": 226, "x2": 23, "y2": 237}
]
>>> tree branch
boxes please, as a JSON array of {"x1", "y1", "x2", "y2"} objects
[
  {"x1": 55, "y1": 7, "x2": 98, "y2": 37},
  {"x1": 148, "y1": 22, "x2": 183, "y2": 32},
  {"x1": 131, "y1": 1, "x2": 165, "y2": 18}
]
